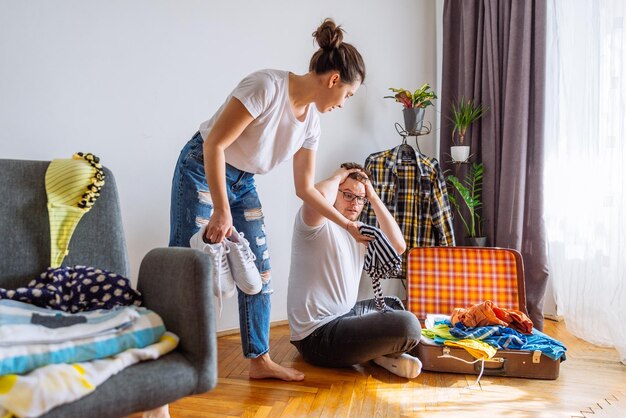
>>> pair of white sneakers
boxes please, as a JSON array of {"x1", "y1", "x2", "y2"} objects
[{"x1": 190, "y1": 225, "x2": 262, "y2": 314}]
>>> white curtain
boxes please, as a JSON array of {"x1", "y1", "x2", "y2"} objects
[{"x1": 545, "y1": 0, "x2": 626, "y2": 364}]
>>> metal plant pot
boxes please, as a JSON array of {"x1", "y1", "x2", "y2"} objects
[
  {"x1": 466, "y1": 236, "x2": 487, "y2": 247},
  {"x1": 403, "y1": 107, "x2": 425, "y2": 134}
]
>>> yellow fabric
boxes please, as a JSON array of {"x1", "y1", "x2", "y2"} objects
[
  {"x1": 45, "y1": 153, "x2": 104, "y2": 267},
  {"x1": 0, "y1": 376, "x2": 16, "y2": 395},
  {"x1": 421, "y1": 323, "x2": 456, "y2": 341},
  {"x1": 444, "y1": 339, "x2": 498, "y2": 360}
]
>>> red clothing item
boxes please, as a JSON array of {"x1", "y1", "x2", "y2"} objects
[{"x1": 451, "y1": 300, "x2": 533, "y2": 334}]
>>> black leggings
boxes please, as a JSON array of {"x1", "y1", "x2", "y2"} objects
[{"x1": 291, "y1": 297, "x2": 421, "y2": 368}]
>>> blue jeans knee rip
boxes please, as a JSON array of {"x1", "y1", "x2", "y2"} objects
[{"x1": 244, "y1": 207, "x2": 263, "y2": 221}]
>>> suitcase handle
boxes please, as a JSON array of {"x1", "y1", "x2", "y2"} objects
[{"x1": 474, "y1": 357, "x2": 507, "y2": 376}]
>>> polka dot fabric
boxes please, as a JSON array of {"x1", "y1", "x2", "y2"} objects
[{"x1": 0, "y1": 266, "x2": 142, "y2": 312}]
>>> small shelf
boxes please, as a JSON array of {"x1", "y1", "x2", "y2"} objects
[
  {"x1": 395, "y1": 122, "x2": 432, "y2": 155},
  {"x1": 445, "y1": 157, "x2": 472, "y2": 165},
  {"x1": 395, "y1": 122, "x2": 431, "y2": 138}
]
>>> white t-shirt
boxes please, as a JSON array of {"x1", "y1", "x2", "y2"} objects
[
  {"x1": 287, "y1": 208, "x2": 366, "y2": 341},
  {"x1": 198, "y1": 69, "x2": 320, "y2": 175}
]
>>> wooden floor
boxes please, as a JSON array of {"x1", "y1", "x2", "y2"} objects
[{"x1": 164, "y1": 320, "x2": 625, "y2": 418}]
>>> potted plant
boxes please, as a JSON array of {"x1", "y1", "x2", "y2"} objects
[
  {"x1": 446, "y1": 162, "x2": 486, "y2": 246},
  {"x1": 385, "y1": 83, "x2": 437, "y2": 134},
  {"x1": 449, "y1": 97, "x2": 488, "y2": 162}
]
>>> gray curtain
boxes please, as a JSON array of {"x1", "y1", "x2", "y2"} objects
[{"x1": 440, "y1": 0, "x2": 549, "y2": 330}]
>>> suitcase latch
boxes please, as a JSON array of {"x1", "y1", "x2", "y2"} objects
[{"x1": 532, "y1": 350, "x2": 542, "y2": 363}]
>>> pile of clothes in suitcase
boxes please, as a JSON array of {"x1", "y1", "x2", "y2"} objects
[{"x1": 421, "y1": 300, "x2": 567, "y2": 362}]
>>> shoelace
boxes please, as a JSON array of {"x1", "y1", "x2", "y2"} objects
[
  {"x1": 236, "y1": 233, "x2": 257, "y2": 265},
  {"x1": 208, "y1": 244, "x2": 230, "y2": 315}
]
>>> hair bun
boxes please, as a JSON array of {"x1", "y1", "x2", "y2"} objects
[
  {"x1": 312, "y1": 18, "x2": 344, "y2": 51},
  {"x1": 308, "y1": 17, "x2": 365, "y2": 84}
]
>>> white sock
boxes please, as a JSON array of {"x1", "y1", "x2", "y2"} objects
[
  {"x1": 142, "y1": 404, "x2": 169, "y2": 418},
  {"x1": 373, "y1": 353, "x2": 422, "y2": 379}
]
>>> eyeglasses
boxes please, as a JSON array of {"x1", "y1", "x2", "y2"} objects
[{"x1": 338, "y1": 189, "x2": 368, "y2": 205}]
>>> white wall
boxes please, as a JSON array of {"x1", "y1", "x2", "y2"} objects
[{"x1": 0, "y1": 0, "x2": 437, "y2": 331}]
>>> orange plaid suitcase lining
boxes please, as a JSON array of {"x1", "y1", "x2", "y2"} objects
[{"x1": 407, "y1": 247, "x2": 520, "y2": 319}]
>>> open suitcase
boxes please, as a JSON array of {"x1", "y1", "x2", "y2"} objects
[{"x1": 407, "y1": 246, "x2": 561, "y2": 380}]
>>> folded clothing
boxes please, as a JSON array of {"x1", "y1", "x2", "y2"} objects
[
  {"x1": 0, "y1": 300, "x2": 139, "y2": 346},
  {"x1": 0, "y1": 265, "x2": 142, "y2": 313},
  {"x1": 0, "y1": 303, "x2": 165, "y2": 376},
  {"x1": 0, "y1": 332, "x2": 178, "y2": 418}
]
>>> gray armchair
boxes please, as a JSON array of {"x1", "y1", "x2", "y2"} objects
[{"x1": 0, "y1": 159, "x2": 217, "y2": 417}]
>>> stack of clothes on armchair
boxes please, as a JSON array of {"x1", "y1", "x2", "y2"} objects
[
  {"x1": 0, "y1": 267, "x2": 178, "y2": 417},
  {"x1": 0, "y1": 153, "x2": 178, "y2": 417}
]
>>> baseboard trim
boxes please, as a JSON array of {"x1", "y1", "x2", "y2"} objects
[
  {"x1": 543, "y1": 313, "x2": 564, "y2": 322},
  {"x1": 216, "y1": 319, "x2": 290, "y2": 337}
]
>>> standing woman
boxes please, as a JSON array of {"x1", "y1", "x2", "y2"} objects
[{"x1": 169, "y1": 18, "x2": 367, "y2": 381}]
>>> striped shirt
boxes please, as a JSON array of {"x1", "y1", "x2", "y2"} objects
[
  {"x1": 360, "y1": 225, "x2": 402, "y2": 311},
  {"x1": 360, "y1": 145, "x2": 455, "y2": 275}
]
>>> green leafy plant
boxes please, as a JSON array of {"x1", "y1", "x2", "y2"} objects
[
  {"x1": 446, "y1": 162, "x2": 484, "y2": 237},
  {"x1": 385, "y1": 83, "x2": 437, "y2": 109},
  {"x1": 450, "y1": 97, "x2": 488, "y2": 144}
]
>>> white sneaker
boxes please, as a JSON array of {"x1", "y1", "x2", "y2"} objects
[
  {"x1": 373, "y1": 353, "x2": 422, "y2": 379},
  {"x1": 224, "y1": 228, "x2": 262, "y2": 295},
  {"x1": 190, "y1": 225, "x2": 236, "y2": 314}
]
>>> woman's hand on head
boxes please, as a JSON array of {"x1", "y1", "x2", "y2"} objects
[
  {"x1": 332, "y1": 166, "x2": 361, "y2": 185},
  {"x1": 204, "y1": 209, "x2": 233, "y2": 244}
]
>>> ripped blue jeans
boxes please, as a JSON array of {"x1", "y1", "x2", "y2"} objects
[{"x1": 169, "y1": 131, "x2": 271, "y2": 358}]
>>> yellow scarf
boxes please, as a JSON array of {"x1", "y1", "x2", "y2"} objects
[{"x1": 45, "y1": 153, "x2": 105, "y2": 267}]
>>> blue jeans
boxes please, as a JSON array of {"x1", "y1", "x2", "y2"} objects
[{"x1": 169, "y1": 131, "x2": 271, "y2": 358}]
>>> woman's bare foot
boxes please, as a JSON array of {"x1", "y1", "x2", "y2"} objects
[
  {"x1": 249, "y1": 353, "x2": 305, "y2": 381},
  {"x1": 142, "y1": 404, "x2": 169, "y2": 418}
]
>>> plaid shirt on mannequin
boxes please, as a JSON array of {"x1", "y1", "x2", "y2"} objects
[{"x1": 360, "y1": 144, "x2": 455, "y2": 275}]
